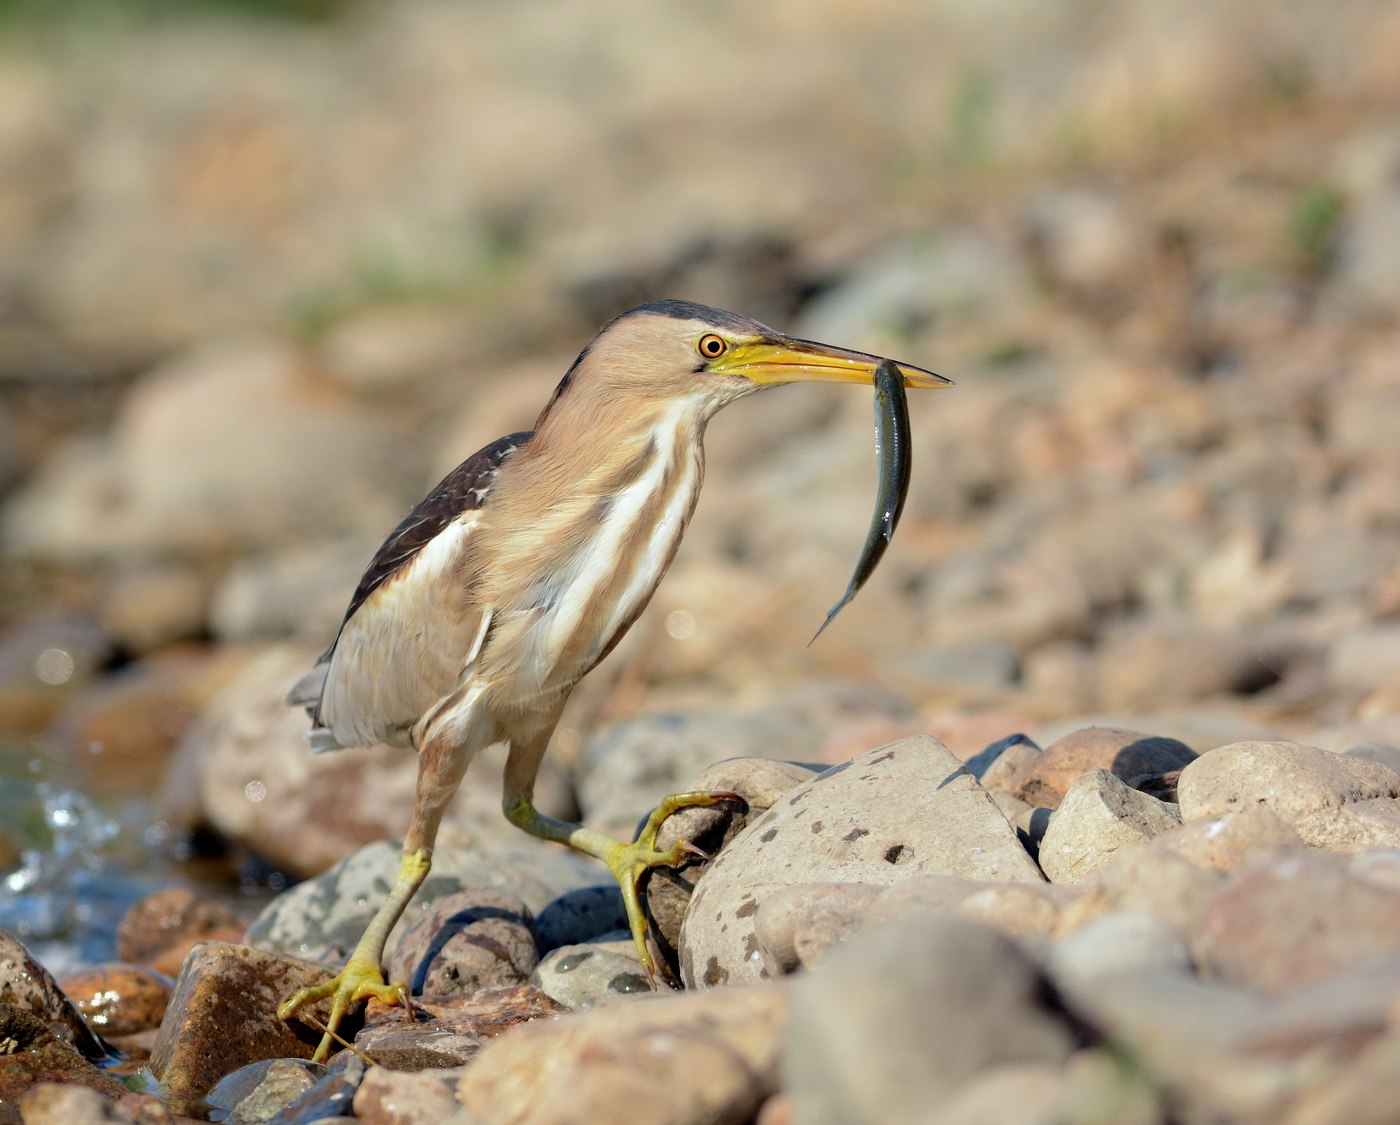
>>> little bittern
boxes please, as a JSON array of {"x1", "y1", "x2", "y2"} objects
[{"x1": 280, "y1": 299, "x2": 949, "y2": 1058}]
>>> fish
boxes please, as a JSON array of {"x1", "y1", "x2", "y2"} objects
[{"x1": 811, "y1": 356, "x2": 912, "y2": 644}]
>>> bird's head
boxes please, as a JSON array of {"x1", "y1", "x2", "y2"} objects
[{"x1": 552, "y1": 299, "x2": 950, "y2": 416}]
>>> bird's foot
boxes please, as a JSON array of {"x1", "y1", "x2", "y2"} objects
[
  {"x1": 278, "y1": 953, "x2": 407, "y2": 1063},
  {"x1": 605, "y1": 789, "x2": 742, "y2": 980}
]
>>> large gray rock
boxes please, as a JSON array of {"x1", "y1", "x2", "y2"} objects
[
  {"x1": 785, "y1": 911, "x2": 1074, "y2": 1125},
  {"x1": 1176, "y1": 740, "x2": 1400, "y2": 852},
  {"x1": 679, "y1": 736, "x2": 1043, "y2": 988}
]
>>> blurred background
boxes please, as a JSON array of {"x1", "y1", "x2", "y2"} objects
[{"x1": 0, "y1": 0, "x2": 1397, "y2": 967}]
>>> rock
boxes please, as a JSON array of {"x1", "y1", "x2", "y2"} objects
[
  {"x1": 1030, "y1": 713, "x2": 1280, "y2": 758},
  {"x1": 1329, "y1": 625, "x2": 1400, "y2": 694},
  {"x1": 786, "y1": 911, "x2": 1074, "y2": 1125},
  {"x1": 1282, "y1": 1023, "x2": 1400, "y2": 1125},
  {"x1": 386, "y1": 889, "x2": 537, "y2": 999},
  {"x1": 752, "y1": 883, "x2": 885, "y2": 977},
  {"x1": 2, "y1": 338, "x2": 425, "y2": 560},
  {"x1": 0, "y1": 930, "x2": 109, "y2": 1059},
  {"x1": 0, "y1": 613, "x2": 112, "y2": 739},
  {"x1": 354, "y1": 984, "x2": 565, "y2": 1071},
  {"x1": 531, "y1": 943, "x2": 651, "y2": 1010},
  {"x1": 0, "y1": 1007, "x2": 127, "y2": 1118},
  {"x1": 94, "y1": 560, "x2": 211, "y2": 655},
  {"x1": 925, "y1": 1052, "x2": 1163, "y2": 1125},
  {"x1": 964, "y1": 733, "x2": 1041, "y2": 791},
  {"x1": 1047, "y1": 912, "x2": 1192, "y2": 985},
  {"x1": 1011, "y1": 726, "x2": 1197, "y2": 807},
  {"x1": 1148, "y1": 806, "x2": 1305, "y2": 871},
  {"x1": 1176, "y1": 740, "x2": 1400, "y2": 851},
  {"x1": 533, "y1": 885, "x2": 628, "y2": 955},
  {"x1": 353, "y1": 1065, "x2": 461, "y2": 1125},
  {"x1": 187, "y1": 647, "x2": 580, "y2": 881},
  {"x1": 1037, "y1": 769, "x2": 1182, "y2": 883},
  {"x1": 115, "y1": 887, "x2": 246, "y2": 978},
  {"x1": 247, "y1": 838, "x2": 590, "y2": 969},
  {"x1": 57, "y1": 964, "x2": 173, "y2": 1038},
  {"x1": 202, "y1": 1058, "x2": 323, "y2": 1125},
  {"x1": 1192, "y1": 850, "x2": 1400, "y2": 994},
  {"x1": 148, "y1": 942, "x2": 333, "y2": 1115},
  {"x1": 1055, "y1": 847, "x2": 1226, "y2": 939},
  {"x1": 458, "y1": 983, "x2": 786, "y2": 1125},
  {"x1": 645, "y1": 758, "x2": 820, "y2": 972},
  {"x1": 680, "y1": 737, "x2": 1044, "y2": 988},
  {"x1": 904, "y1": 636, "x2": 1021, "y2": 690},
  {"x1": 16, "y1": 1083, "x2": 169, "y2": 1125}
]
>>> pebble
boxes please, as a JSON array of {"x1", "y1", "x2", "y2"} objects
[
  {"x1": 57, "y1": 963, "x2": 174, "y2": 1038},
  {"x1": 458, "y1": 983, "x2": 786, "y2": 1125},
  {"x1": 353, "y1": 1065, "x2": 462, "y2": 1125},
  {"x1": 679, "y1": 737, "x2": 1044, "y2": 988},
  {"x1": 1176, "y1": 740, "x2": 1400, "y2": 851},
  {"x1": 203, "y1": 1057, "x2": 323, "y2": 1124},
  {"x1": 786, "y1": 911, "x2": 1074, "y2": 1125},
  {"x1": 16, "y1": 1084, "x2": 173, "y2": 1125},
  {"x1": 1010, "y1": 726, "x2": 1197, "y2": 807},
  {"x1": 385, "y1": 888, "x2": 538, "y2": 999},
  {"x1": 1037, "y1": 768, "x2": 1183, "y2": 883},
  {"x1": 530, "y1": 942, "x2": 652, "y2": 1009},
  {"x1": 115, "y1": 887, "x2": 246, "y2": 977}
]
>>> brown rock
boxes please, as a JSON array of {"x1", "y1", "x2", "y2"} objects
[
  {"x1": 1150, "y1": 806, "x2": 1305, "y2": 871},
  {"x1": 353, "y1": 1066, "x2": 462, "y2": 1125},
  {"x1": 19, "y1": 1084, "x2": 178, "y2": 1125},
  {"x1": 1177, "y1": 740, "x2": 1400, "y2": 852},
  {"x1": 386, "y1": 889, "x2": 537, "y2": 1000},
  {"x1": 0, "y1": 1008, "x2": 127, "y2": 1122},
  {"x1": 1192, "y1": 851, "x2": 1400, "y2": 994},
  {"x1": 459, "y1": 984, "x2": 786, "y2": 1125},
  {"x1": 0, "y1": 930, "x2": 109, "y2": 1060},
  {"x1": 1056, "y1": 847, "x2": 1226, "y2": 939},
  {"x1": 58, "y1": 964, "x2": 174, "y2": 1038},
  {"x1": 115, "y1": 888, "x2": 246, "y2": 978},
  {"x1": 148, "y1": 942, "x2": 334, "y2": 1116},
  {"x1": 1011, "y1": 726, "x2": 1197, "y2": 807}
]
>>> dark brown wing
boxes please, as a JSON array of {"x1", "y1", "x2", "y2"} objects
[{"x1": 287, "y1": 430, "x2": 532, "y2": 719}]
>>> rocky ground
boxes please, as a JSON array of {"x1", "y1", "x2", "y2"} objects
[{"x1": 1, "y1": 0, "x2": 1400, "y2": 1122}]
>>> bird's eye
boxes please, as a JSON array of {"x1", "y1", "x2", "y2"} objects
[{"x1": 697, "y1": 334, "x2": 728, "y2": 359}]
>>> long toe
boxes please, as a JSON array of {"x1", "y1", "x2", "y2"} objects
[{"x1": 279, "y1": 955, "x2": 407, "y2": 1063}]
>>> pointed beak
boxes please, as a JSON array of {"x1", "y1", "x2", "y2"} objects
[{"x1": 709, "y1": 336, "x2": 951, "y2": 389}]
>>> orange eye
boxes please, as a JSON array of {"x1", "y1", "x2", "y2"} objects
[{"x1": 697, "y1": 334, "x2": 728, "y2": 359}]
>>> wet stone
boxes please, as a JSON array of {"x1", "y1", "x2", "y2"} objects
[
  {"x1": 0, "y1": 1006, "x2": 128, "y2": 1119},
  {"x1": 58, "y1": 963, "x2": 175, "y2": 1038},
  {"x1": 531, "y1": 942, "x2": 653, "y2": 1010},
  {"x1": 148, "y1": 942, "x2": 334, "y2": 1116},
  {"x1": 0, "y1": 929, "x2": 110, "y2": 1060},
  {"x1": 115, "y1": 887, "x2": 246, "y2": 978},
  {"x1": 386, "y1": 888, "x2": 538, "y2": 999}
]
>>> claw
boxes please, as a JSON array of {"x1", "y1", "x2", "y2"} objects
[{"x1": 279, "y1": 955, "x2": 409, "y2": 1063}]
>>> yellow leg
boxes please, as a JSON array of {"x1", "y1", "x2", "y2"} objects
[
  {"x1": 505, "y1": 790, "x2": 732, "y2": 977},
  {"x1": 278, "y1": 848, "x2": 431, "y2": 1062}
]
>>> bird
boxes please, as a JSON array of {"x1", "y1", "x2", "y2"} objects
[{"x1": 277, "y1": 299, "x2": 949, "y2": 1059}]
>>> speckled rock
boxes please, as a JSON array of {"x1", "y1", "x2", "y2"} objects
[
  {"x1": 1177, "y1": 740, "x2": 1400, "y2": 851},
  {"x1": 203, "y1": 1058, "x2": 324, "y2": 1125},
  {"x1": 115, "y1": 887, "x2": 246, "y2": 978},
  {"x1": 534, "y1": 885, "x2": 628, "y2": 954},
  {"x1": 1010, "y1": 726, "x2": 1197, "y2": 807},
  {"x1": 58, "y1": 963, "x2": 174, "y2": 1038},
  {"x1": 385, "y1": 889, "x2": 537, "y2": 999},
  {"x1": 148, "y1": 942, "x2": 333, "y2": 1116},
  {"x1": 1191, "y1": 849, "x2": 1400, "y2": 994},
  {"x1": 680, "y1": 737, "x2": 1043, "y2": 988},
  {"x1": 247, "y1": 838, "x2": 592, "y2": 968},
  {"x1": 645, "y1": 758, "x2": 820, "y2": 973},
  {"x1": 353, "y1": 1065, "x2": 462, "y2": 1125},
  {"x1": 0, "y1": 929, "x2": 109, "y2": 1059},
  {"x1": 458, "y1": 983, "x2": 786, "y2": 1125},
  {"x1": 786, "y1": 910, "x2": 1075, "y2": 1125},
  {"x1": 1037, "y1": 769, "x2": 1182, "y2": 883},
  {"x1": 531, "y1": 942, "x2": 652, "y2": 1010}
]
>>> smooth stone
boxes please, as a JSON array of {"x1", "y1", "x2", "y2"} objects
[
  {"x1": 203, "y1": 1057, "x2": 322, "y2": 1124},
  {"x1": 645, "y1": 757, "x2": 820, "y2": 973},
  {"x1": 353, "y1": 1065, "x2": 463, "y2": 1125},
  {"x1": 115, "y1": 888, "x2": 247, "y2": 978},
  {"x1": 458, "y1": 983, "x2": 786, "y2": 1125},
  {"x1": 247, "y1": 838, "x2": 591, "y2": 968},
  {"x1": 1047, "y1": 911, "x2": 1192, "y2": 985},
  {"x1": 786, "y1": 911, "x2": 1074, "y2": 1125},
  {"x1": 965, "y1": 733, "x2": 1041, "y2": 791},
  {"x1": 57, "y1": 963, "x2": 174, "y2": 1038},
  {"x1": 1055, "y1": 847, "x2": 1226, "y2": 939},
  {"x1": 1037, "y1": 769, "x2": 1182, "y2": 883},
  {"x1": 1146, "y1": 806, "x2": 1305, "y2": 871},
  {"x1": 0, "y1": 929, "x2": 110, "y2": 1059},
  {"x1": 385, "y1": 889, "x2": 537, "y2": 999},
  {"x1": 1281, "y1": 1025, "x2": 1400, "y2": 1125},
  {"x1": 1177, "y1": 740, "x2": 1400, "y2": 851},
  {"x1": 272, "y1": 1053, "x2": 365, "y2": 1125},
  {"x1": 148, "y1": 942, "x2": 333, "y2": 1116},
  {"x1": 1192, "y1": 850, "x2": 1400, "y2": 994},
  {"x1": 15, "y1": 1084, "x2": 171, "y2": 1125},
  {"x1": 1011, "y1": 726, "x2": 1197, "y2": 807},
  {"x1": 680, "y1": 737, "x2": 1043, "y2": 988},
  {"x1": 1030, "y1": 713, "x2": 1278, "y2": 758},
  {"x1": 753, "y1": 883, "x2": 885, "y2": 977},
  {"x1": 533, "y1": 885, "x2": 628, "y2": 955},
  {"x1": 531, "y1": 942, "x2": 653, "y2": 1010}
]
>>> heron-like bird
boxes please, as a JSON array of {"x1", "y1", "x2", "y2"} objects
[{"x1": 279, "y1": 299, "x2": 948, "y2": 1059}]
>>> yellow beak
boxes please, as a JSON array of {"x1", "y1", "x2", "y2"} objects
[{"x1": 710, "y1": 337, "x2": 951, "y2": 389}]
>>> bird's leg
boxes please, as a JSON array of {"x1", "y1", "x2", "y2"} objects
[
  {"x1": 279, "y1": 727, "x2": 471, "y2": 1061},
  {"x1": 503, "y1": 724, "x2": 730, "y2": 976}
]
